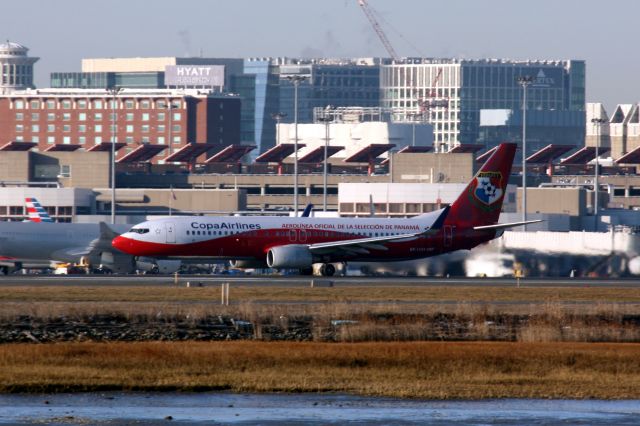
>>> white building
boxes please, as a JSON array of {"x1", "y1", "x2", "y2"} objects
[
  {"x1": 276, "y1": 106, "x2": 433, "y2": 160},
  {"x1": 338, "y1": 182, "x2": 517, "y2": 217},
  {"x1": 0, "y1": 41, "x2": 38, "y2": 94}
]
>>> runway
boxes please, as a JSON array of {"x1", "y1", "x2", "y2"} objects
[{"x1": 1, "y1": 274, "x2": 640, "y2": 288}]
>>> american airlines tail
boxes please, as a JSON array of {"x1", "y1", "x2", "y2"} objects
[
  {"x1": 445, "y1": 143, "x2": 517, "y2": 229},
  {"x1": 25, "y1": 198, "x2": 54, "y2": 223}
]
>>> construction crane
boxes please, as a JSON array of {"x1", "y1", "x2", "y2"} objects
[
  {"x1": 356, "y1": 0, "x2": 399, "y2": 61},
  {"x1": 418, "y1": 68, "x2": 449, "y2": 114}
]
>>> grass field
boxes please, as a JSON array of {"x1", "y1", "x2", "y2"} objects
[
  {"x1": 1, "y1": 284, "x2": 640, "y2": 303},
  {"x1": 1, "y1": 341, "x2": 639, "y2": 399}
]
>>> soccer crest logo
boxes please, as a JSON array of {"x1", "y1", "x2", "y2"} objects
[{"x1": 472, "y1": 171, "x2": 503, "y2": 206}]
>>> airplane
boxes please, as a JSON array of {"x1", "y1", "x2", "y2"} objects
[
  {"x1": 0, "y1": 200, "x2": 319, "y2": 275},
  {"x1": 24, "y1": 197, "x2": 54, "y2": 223},
  {"x1": 113, "y1": 143, "x2": 541, "y2": 277}
]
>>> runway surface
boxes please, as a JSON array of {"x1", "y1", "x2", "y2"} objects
[{"x1": 1, "y1": 274, "x2": 640, "y2": 288}]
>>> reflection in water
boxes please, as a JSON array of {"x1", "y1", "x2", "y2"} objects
[{"x1": 1, "y1": 393, "x2": 639, "y2": 425}]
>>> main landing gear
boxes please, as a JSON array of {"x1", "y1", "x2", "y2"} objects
[{"x1": 319, "y1": 263, "x2": 336, "y2": 277}]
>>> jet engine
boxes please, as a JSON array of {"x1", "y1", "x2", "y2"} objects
[
  {"x1": 266, "y1": 245, "x2": 313, "y2": 269},
  {"x1": 136, "y1": 257, "x2": 182, "y2": 274},
  {"x1": 98, "y1": 251, "x2": 136, "y2": 273}
]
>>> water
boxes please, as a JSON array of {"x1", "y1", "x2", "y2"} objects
[{"x1": 1, "y1": 393, "x2": 639, "y2": 425}]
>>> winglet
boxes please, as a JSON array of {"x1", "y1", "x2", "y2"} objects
[
  {"x1": 301, "y1": 204, "x2": 314, "y2": 218},
  {"x1": 419, "y1": 205, "x2": 450, "y2": 235},
  {"x1": 429, "y1": 205, "x2": 449, "y2": 231}
]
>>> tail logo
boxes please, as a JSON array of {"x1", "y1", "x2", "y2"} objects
[{"x1": 471, "y1": 171, "x2": 503, "y2": 207}]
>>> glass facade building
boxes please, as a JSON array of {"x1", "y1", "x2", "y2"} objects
[
  {"x1": 381, "y1": 59, "x2": 586, "y2": 153},
  {"x1": 234, "y1": 59, "x2": 280, "y2": 156},
  {"x1": 51, "y1": 72, "x2": 165, "y2": 89},
  {"x1": 279, "y1": 61, "x2": 380, "y2": 124}
]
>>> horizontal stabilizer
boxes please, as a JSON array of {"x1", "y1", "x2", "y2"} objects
[{"x1": 473, "y1": 219, "x2": 543, "y2": 231}]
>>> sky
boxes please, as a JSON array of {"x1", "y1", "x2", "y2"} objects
[{"x1": 1, "y1": 0, "x2": 636, "y2": 112}]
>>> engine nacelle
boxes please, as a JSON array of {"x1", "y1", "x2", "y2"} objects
[
  {"x1": 266, "y1": 245, "x2": 313, "y2": 269},
  {"x1": 136, "y1": 257, "x2": 182, "y2": 274},
  {"x1": 229, "y1": 260, "x2": 268, "y2": 269},
  {"x1": 99, "y1": 251, "x2": 136, "y2": 273}
]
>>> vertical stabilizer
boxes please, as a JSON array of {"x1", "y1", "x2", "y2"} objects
[
  {"x1": 444, "y1": 143, "x2": 517, "y2": 228},
  {"x1": 25, "y1": 198, "x2": 54, "y2": 223}
]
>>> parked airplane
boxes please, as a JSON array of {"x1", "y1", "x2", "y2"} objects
[
  {"x1": 24, "y1": 197, "x2": 54, "y2": 223},
  {"x1": 113, "y1": 143, "x2": 540, "y2": 276}
]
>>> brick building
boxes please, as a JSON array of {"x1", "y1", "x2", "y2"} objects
[{"x1": 0, "y1": 88, "x2": 241, "y2": 163}]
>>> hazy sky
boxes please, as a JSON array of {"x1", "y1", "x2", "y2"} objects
[{"x1": 2, "y1": 0, "x2": 636, "y2": 112}]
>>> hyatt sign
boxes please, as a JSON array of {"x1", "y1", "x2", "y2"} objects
[{"x1": 165, "y1": 65, "x2": 225, "y2": 87}]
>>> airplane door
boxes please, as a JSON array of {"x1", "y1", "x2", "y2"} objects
[
  {"x1": 288, "y1": 229, "x2": 296, "y2": 243},
  {"x1": 299, "y1": 229, "x2": 307, "y2": 243},
  {"x1": 165, "y1": 223, "x2": 176, "y2": 243},
  {"x1": 444, "y1": 225, "x2": 454, "y2": 247}
]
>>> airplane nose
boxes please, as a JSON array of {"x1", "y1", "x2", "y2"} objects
[{"x1": 112, "y1": 236, "x2": 130, "y2": 253}]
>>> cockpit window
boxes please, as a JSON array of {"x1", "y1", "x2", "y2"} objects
[{"x1": 129, "y1": 228, "x2": 150, "y2": 234}]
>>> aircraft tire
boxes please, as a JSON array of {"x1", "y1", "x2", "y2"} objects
[{"x1": 320, "y1": 263, "x2": 336, "y2": 277}]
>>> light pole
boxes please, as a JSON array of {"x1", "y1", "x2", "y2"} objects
[
  {"x1": 271, "y1": 112, "x2": 287, "y2": 146},
  {"x1": 591, "y1": 117, "x2": 606, "y2": 229},
  {"x1": 286, "y1": 75, "x2": 308, "y2": 216},
  {"x1": 317, "y1": 110, "x2": 333, "y2": 212},
  {"x1": 517, "y1": 75, "x2": 534, "y2": 230},
  {"x1": 108, "y1": 87, "x2": 123, "y2": 224},
  {"x1": 407, "y1": 112, "x2": 423, "y2": 146}
]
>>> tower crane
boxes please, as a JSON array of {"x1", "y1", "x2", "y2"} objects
[{"x1": 356, "y1": 0, "x2": 399, "y2": 61}]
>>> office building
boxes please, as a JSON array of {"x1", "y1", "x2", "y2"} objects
[
  {"x1": 278, "y1": 58, "x2": 381, "y2": 124},
  {"x1": 0, "y1": 88, "x2": 241, "y2": 162},
  {"x1": 380, "y1": 58, "x2": 585, "y2": 153}
]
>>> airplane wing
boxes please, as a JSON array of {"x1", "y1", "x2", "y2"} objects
[
  {"x1": 473, "y1": 219, "x2": 543, "y2": 231},
  {"x1": 87, "y1": 222, "x2": 124, "y2": 253},
  {"x1": 308, "y1": 206, "x2": 449, "y2": 255},
  {"x1": 50, "y1": 223, "x2": 125, "y2": 259}
]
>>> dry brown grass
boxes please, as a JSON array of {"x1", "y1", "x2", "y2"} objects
[
  {"x1": 2, "y1": 285, "x2": 640, "y2": 303},
  {"x1": 1, "y1": 341, "x2": 639, "y2": 399}
]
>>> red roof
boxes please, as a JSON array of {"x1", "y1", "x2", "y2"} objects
[
  {"x1": 616, "y1": 146, "x2": 640, "y2": 164},
  {"x1": 448, "y1": 144, "x2": 484, "y2": 154},
  {"x1": 396, "y1": 145, "x2": 433, "y2": 153},
  {"x1": 44, "y1": 144, "x2": 82, "y2": 152},
  {"x1": 476, "y1": 146, "x2": 498, "y2": 163},
  {"x1": 255, "y1": 143, "x2": 306, "y2": 163},
  {"x1": 344, "y1": 144, "x2": 396, "y2": 163},
  {"x1": 560, "y1": 146, "x2": 610, "y2": 165},
  {"x1": 87, "y1": 142, "x2": 127, "y2": 152},
  {"x1": 298, "y1": 146, "x2": 344, "y2": 163},
  {"x1": 164, "y1": 143, "x2": 218, "y2": 163},
  {"x1": 117, "y1": 144, "x2": 166, "y2": 163},
  {"x1": 526, "y1": 144, "x2": 575, "y2": 164},
  {"x1": 205, "y1": 144, "x2": 256, "y2": 163},
  {"x1": 0, "y1": 141, "x2": 37, "y2": 151}
]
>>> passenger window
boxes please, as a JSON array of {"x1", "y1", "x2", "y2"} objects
[{"x1": 186, "y1": 231, "x2": 190, "y2": 235}]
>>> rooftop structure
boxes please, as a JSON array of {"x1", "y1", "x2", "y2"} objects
[{"x1": 0, "y1": 41, "x2": 39, "y2": 94}]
